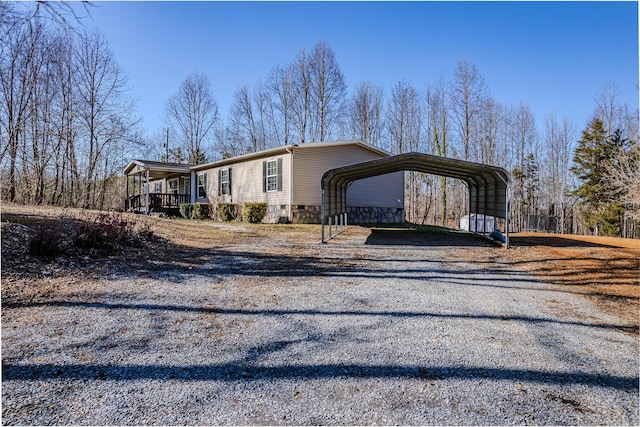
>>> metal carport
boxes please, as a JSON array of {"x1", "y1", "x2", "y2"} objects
[{"x1": 321, "y1": 152, "x2": 510, "y2": 247}]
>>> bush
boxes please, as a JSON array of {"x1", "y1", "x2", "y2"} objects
[
  {"x1": 28, "y1": 222, "x2": 64, "y2": 256},
  {"x1": 179, "y1": 203, "x2": 194, "y2": 219},
  {"x1": 192, "y1": 203, "x2": 211, "y2": 220},
  {"x1": 242, "y1": 202, "x2": 268, "y2": 224},
  {"x1": 74, "y1": 212, "x2": 154, "y2": 250},
  {"x1": 218, "y1": 203, "x2": 239, "y2": 222}
]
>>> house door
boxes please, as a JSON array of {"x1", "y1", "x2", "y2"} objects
[{"x1": 183, "y1": 178, "x2": 190, "y2": 195}]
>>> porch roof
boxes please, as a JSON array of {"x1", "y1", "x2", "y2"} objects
[{"x1": 123, "y1": 160, "x2": 191, "y2": 180}]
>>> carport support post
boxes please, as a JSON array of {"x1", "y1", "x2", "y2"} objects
[
  {"x1": 505, "y1": 194, "x2": 510, "y2": 249},
  {"x1": 321, "y1": 190, "x2": 325, "y2": 243}
]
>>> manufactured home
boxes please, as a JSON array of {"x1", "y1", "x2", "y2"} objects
[{"x1": 124, "y1": 141, "x2": 405, "y2": 224}]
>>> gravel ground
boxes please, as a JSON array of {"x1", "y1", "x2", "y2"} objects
[{"x1": 2, "y1": 227, "x2": 638, "y2": 425}]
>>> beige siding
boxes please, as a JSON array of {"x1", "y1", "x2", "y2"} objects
[
  {"x1": 292, "y1": 144, "x2": 404, "y2": 208},
  {"x1": 196, "y1": 154, "x2": 291, "y2": 206}
]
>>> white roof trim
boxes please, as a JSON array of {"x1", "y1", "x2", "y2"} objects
[{"x1": 191, "y1": 141, "x2": 390, "y2": 171}]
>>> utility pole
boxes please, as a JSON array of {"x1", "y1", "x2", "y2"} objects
[{"x1": 162, "y1": 128, "x2": 170, "y2": 162}]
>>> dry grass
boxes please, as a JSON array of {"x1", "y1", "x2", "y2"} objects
[{"x1": 504, "y1": 232, "x2": 639, "y2": 325}]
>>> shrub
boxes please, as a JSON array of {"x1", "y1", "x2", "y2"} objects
[
  {"x1": 28, "y1": 222, "x2": 64, "y2": 256},
  {"x1": 192, "y1": 203, "x2": 211, "y2": 220},
  {"x1": 74, "y1": 212, "x2": 154, "y2": 250},
  {"x1": 75, "y1": 213, "x2": 130, "y2": 249},
  {"x1": 242, "y1": 202, "x2": 268, "y2": 224},
  {"x1": 179, "y1": 203, "x2": 194, "y2": 219},
  {"x1": 218, "y1": 203, "x2": 239, "y2": 222}
]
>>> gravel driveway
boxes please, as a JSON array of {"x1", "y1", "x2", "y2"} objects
[{"x1": 2, "y1": 228, "x2": 638, "y2": 425}]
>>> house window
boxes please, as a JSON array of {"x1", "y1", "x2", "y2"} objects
[
  {"x1": 154, "y1": 182, "x2": 162, "y2": 193},
  {"x1": 263, "y1": 159, "x2": 282, "y2": 192},
  {"x1": 197, "y1": 173, "x2": 206, "y2": 198},
  {"x1": 219, "y1": 168, "x2": 231, "y2": 196},
  {"x1": 168, "y1": 179, "x2": 178, "y2": 194}
]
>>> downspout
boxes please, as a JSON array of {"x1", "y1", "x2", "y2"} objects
[
  {"x1": 190, "y1": 170, "x2": 196, "y2": 204},
  {"x1": 285, "y1": 145, "x2": 296, "y2": 222}
]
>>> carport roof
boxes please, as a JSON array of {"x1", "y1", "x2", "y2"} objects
[{"x1": 321, "y1": 151, "x2": 510, "y2": 218}]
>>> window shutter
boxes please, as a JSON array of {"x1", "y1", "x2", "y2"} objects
[
  {"x1": 277, "y1": 158, "x2": 283, "y2": 191},
  {"x1": 218, "y1": 169, "x2": 222, "y2": 196},
  {"x1": 262, "y1": 161, "x2": 267, "y2": 193},
  {"x1": 228, "y1": 168, "x2": 232, "y2": 196}
]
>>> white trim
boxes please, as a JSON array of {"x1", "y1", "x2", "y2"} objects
[{"x1": 191, "y1": 141, "x2": 389, "y2": 172}]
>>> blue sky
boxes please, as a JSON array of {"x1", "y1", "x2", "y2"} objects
[{"x1": 81, "y1": 1, "x2": 638, "y2": 138}]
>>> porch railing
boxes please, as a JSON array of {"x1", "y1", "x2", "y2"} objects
[
  {"x1": 125, "y1": 193, "x2": 190, "y2": 213},
  {"x1": 125, "y1": 194, "x2": 141, "y2": 212},
  {"x1": 149, "y1": 193, "x2": 190, "y2": 209}
]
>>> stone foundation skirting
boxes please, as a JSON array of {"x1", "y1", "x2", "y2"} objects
[
  {"x1": 261, "y1": 205, "x2": 405, "y2": 224},
  {"x1": 292, "y1": 205, "x2": 321, "y2": 224},
  {"x1": 347, "y1": 206, "x2": 405, "y2": 224},
  {"x1": 264, "y1": 205, "x2": 290, "y2": 224}
]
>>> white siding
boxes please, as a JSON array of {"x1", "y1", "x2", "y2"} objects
[{"x1": 292, "y1": 144, "x2": 404, "y2": 208}]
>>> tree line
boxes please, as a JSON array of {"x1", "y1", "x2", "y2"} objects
[{"x1": 2, "y1": 4, "x2": 638, "y2": 237}]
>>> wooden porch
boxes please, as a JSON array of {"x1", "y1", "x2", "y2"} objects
[
  {"x1": 125, "y1": 193, "x2": 191, "y2": 214},
  {"x1": 123, "y1": 159, "x2": 193, "y2": 215}
]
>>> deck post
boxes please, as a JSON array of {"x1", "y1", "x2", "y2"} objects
[{"x1": 145, "y1": 169, "x2": 150, "y2": 215}]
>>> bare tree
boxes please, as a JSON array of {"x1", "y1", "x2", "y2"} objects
[
  {"x1": 507, "y1": 102, "x2": 539, "y2": 231},
  {"x1": 308, "y1": 41, "x2": 346, "y2": 142},
  {"x1": 228, "y1": 85, "x2": 260, "y2": 153},
  {"x1": 347, "y1": 81, "x2": 385, "y2": 147},
  {"x1": 449, "y1": 59, "x2": 487, "y2": 161},
  {"x1": 0, "y1": 17, "x2": 47, "y2": 202},
  {"x1": 1, "y1": 1, "x2": 92, "y2": 31},
  {"x1": 605, "y1": 140, "x2": 640, "y2": 221},
  {"x1": 49, "y1": 31, "x2": 80, "y2": 206},
  {"x1": 387, "y1": 80, "x2": 423, "y2": 222},
  {"x1": 541, "y1": 114, "x2": 576, "y2": 232},
  {"x1": 387, "y1": 80, "x2": 422, "y2": 154},
  {"x1": 425, "y1": 78, "x2": 450, "y2": 226},
  {"x1": 165, "y1": 72, "x2": 218, "y2": 164},
  {"x1": 291, "y1": 48, "x2": 311, "y2": 143},
  {"x1": 268, "y1": 64, "x2": 296, "y2": 145},
  {"x1": 476, "y1": 97, "x2": 502, "y2": 166},
  {"x1": 74, "y1": 29, "x2": 139, "y2": 208}
]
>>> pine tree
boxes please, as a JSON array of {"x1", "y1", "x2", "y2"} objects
[{"x1": 571, "y1": 118, "x2": 626, "y2": 236}]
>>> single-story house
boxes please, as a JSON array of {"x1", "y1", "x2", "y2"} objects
[{"x1": 123, "y1": 141, "x2": 405, "y2": 224}]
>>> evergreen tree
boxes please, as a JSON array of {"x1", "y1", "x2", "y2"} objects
[{"x1": 571, "y1": 118, "x2": 626, "y2": 236}]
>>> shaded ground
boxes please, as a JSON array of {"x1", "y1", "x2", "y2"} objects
[
  {"x1": 1, "y1": 205, "x2": 639, "y2": 424},
  {"x1": 1, "y1": 204, "x2": 638, "y2": 328}
]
